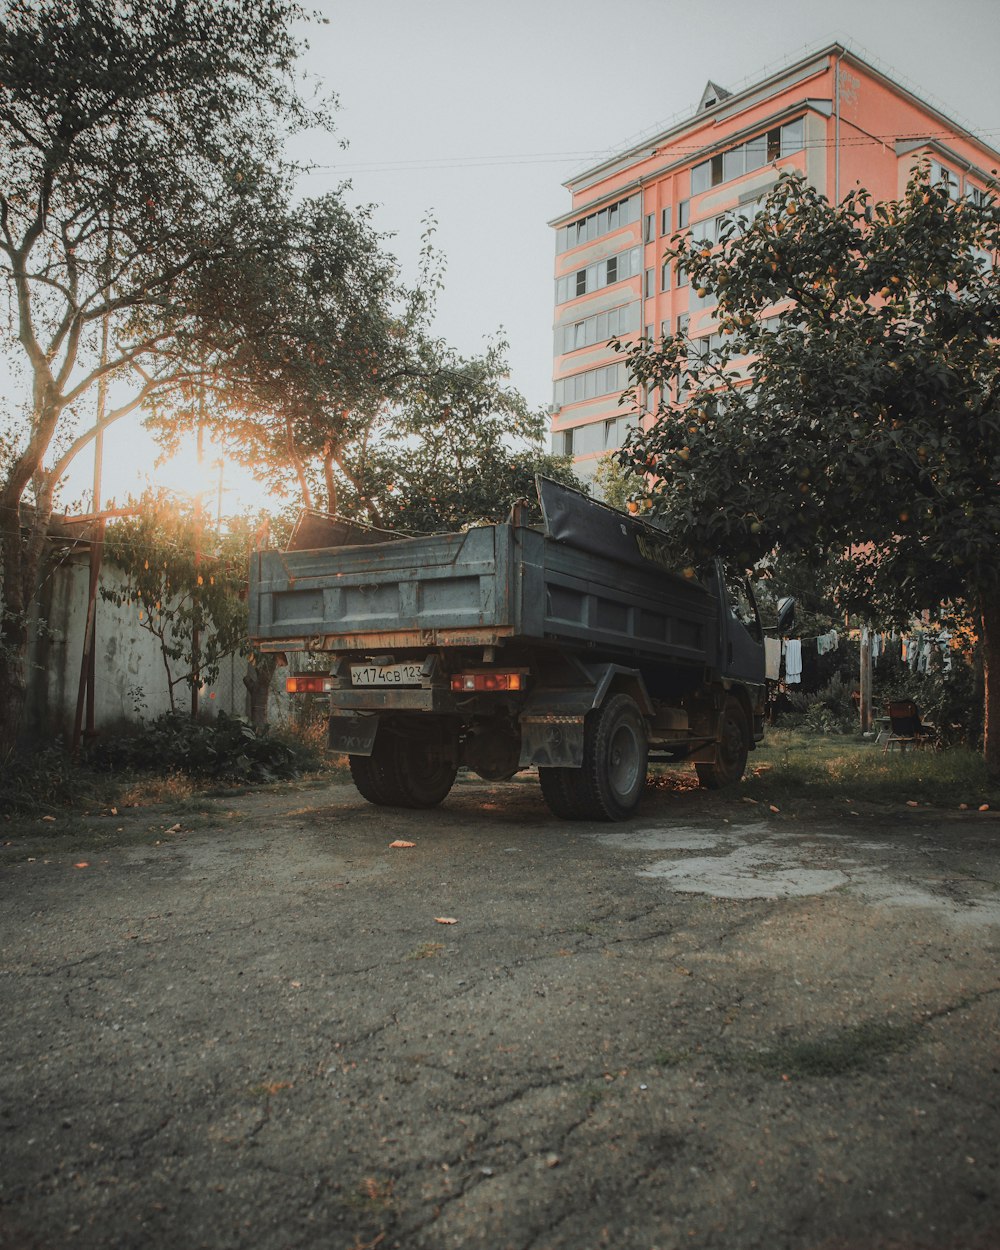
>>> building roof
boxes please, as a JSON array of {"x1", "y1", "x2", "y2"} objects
[{"x1": 561, "y1": 43, "x2": 1000, "y2": 198}]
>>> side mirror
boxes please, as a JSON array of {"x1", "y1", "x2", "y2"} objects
[{"x1": 776, "y1": 596, "x2": 796, "y2": 635}]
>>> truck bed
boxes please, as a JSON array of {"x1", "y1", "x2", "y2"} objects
[{"x1": 248, "y1": 485, "x2": 719, "y2": 670}]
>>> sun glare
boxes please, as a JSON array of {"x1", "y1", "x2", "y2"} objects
[{"x1": 61, "y1": 418, "x2": 274, "y2": 519}]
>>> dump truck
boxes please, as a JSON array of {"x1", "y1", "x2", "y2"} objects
[{"x1": 248, "y1": 478, "x2": 790, "y2": 821}]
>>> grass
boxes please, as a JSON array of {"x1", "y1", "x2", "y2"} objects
[
  {"x1": 651, "y1": 728, "x2": 999, "y2": 812},
  {"x1": 741, "y1": 728, "x2": 1000, "y2": 810}
]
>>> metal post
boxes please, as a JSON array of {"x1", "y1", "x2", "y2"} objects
[{"x1": 860, "y1": 626, "x2": 873, "y2": 734}]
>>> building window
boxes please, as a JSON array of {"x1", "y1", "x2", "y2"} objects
[
  {"x1": 691, "y1": 117, "x2": 806, "y2": 195},
  {"x1": 660, "y1": 319, "x2": 671, "y2": 339},
  {"x1": 661, "y1": 206, "x2": 672, "y2": 236},
  {"x1": 553, "y1": 361, "x2": 628, "y2": 407},
  {"x1": 556, "y1": 194, "x2": 642, "y2": 254},
  {"x1": 561, "y1": 302, "x2": 640, "y2": 354},
  {"x1": 676, "y1": 312, "x2": 690, "y2": 337},
  {"x1": 644, "y1": 213, "x2": 656, "y2": 243},
  {"x1": 677, "y1": 261, "x2": 688, "y2": 288},
  {"x1": 555, "y1": 246, "x2": 642, "y2": 304},
  {"x1": 559, "y1": 427, "x2": 574, "y2": 456},
  {"x1": 678, "y1": 200, "x2": 689, "y2": 229},
  {"x1": 560, "y1": 414, "x2": 636, "y2": 458},
  {"x1": 644, "y1": 267, "x2": 655, "y2": 298},
  {"x1": 661, "y1": 261, "x2": 671, "y2": 291},
  {"x1": 930, "y1": 159, "x2": 960, "y2": 200}
]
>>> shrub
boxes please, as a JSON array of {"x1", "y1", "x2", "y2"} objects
[
  {"x1": 781, "y1": 672, "x2": 858, "y2": 734},
  {"x1": 85, "y1": 711, "x2": 319, "y2": 783},
  {"x1": 0, "y1": 744, "x2": 106, "y2": 816}
]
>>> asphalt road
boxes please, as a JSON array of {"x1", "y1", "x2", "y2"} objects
[{"x1": 2, "y1": 773, "x2": 999, "y2": 1250}]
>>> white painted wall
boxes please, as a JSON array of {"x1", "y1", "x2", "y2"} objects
[{"x1": 22, "y1": 549, "x2": 288, "y2": 739}]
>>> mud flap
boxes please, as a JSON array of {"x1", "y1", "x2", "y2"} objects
[
  {"x1": 328, "y1": 714, "x2": 379, "y2": 756},
  {"x1": 518, "y1": 715, "x2": 586, "y2": 768}
]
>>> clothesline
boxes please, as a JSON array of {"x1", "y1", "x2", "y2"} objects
[
  {"x1": 766, "y1": 626, "x2": 953, "y2": 684},
  {"x1": 764, "y1": 629, "x2": 838, "y2": 683}
]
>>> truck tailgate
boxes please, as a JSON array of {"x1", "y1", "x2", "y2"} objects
[{"x1": 248, "y1": 524, "x2": 516, "y2": 651}]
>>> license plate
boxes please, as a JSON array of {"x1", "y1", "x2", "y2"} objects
[{"x1": 350, "y1": 662, "x2": 423, "y2": 687}]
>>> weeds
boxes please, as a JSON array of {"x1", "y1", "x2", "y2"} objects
[
  {"x1": 1, "y1": 711, "x2": 340, "y2": 820},
  {"x1": 406, "y1": 942, "x2": 445, "y2": 960}
]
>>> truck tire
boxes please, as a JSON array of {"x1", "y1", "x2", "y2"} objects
[
  {"x1": 696, "y1": 696, "x2": 750, "y2": 790},
  {"x1": 538, "y1": 766, "x2": 594, "y2": 820},
  {"x1": 349, "y1": 746, "x2": 406, "y2": 807},
  {"x1": 539, "y1": 694, "x2": 648, "y2": 822},
  {"x1": 349, "y1": 724, "x2": 457, "y2": 809}
]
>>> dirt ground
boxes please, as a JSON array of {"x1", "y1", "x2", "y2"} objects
[{"x1": 2, "y1": 772, "x2": 999, "y2": 1250}]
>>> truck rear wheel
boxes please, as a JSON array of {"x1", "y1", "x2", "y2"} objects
[
  {"x1": 539, "y1": 694, "x2": 648, "y2": 822},
  {"x1": 349, "y1": 723, "x2": 457, "y2": 809},
  {"x1": 538, "y1": 766, "x2": 594, "y2": 820},
  {"x1": 695, "y1": 696, "x2": 750, "y2": 790}
]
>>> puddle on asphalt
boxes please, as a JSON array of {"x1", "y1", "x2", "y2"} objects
[{"x1": 595, "y1": 823, "x2": 1000, "y2": 922}]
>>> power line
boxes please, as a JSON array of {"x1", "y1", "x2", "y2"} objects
[{"x1": 299, "y1": 129, "x2": 1000, "y2": 178}]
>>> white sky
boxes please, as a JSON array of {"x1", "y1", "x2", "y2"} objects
[{"x1": 51, "y1": 0, "x2": 1000, "y2": 511}]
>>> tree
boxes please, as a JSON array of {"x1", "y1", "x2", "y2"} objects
[
  {"x1": 100, "y1": 492, "x2": 252, "y2": 713},
  {"x1": 0, "y1": 0, "x2": 325, "y2": 756},
  {"x1": 190, "y1": 212, "x2": 576, "y2": 531},
  {"x1": 616, "y1": 167, "x2": 1000, "y2": 773}
]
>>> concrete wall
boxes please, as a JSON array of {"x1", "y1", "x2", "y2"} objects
[{"x1": 22, "y1": 549, "x2": 287, "y2": 740}]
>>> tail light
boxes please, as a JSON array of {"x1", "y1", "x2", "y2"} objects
[
  {"x1": 285, "y1": 675, "x2": 334, "y2": 694},
  {"x1": 450, "y1": 671, "x2": 525, "y2": 693}
]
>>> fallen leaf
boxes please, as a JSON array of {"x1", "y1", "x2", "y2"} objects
[
  {"x1": 905, "y1": 800, "x2": 919, "y2": 808},
  {"x1": 959, "y1": 803, "x2": 969, "y2": 810},
  {"x1": 769, "y1": 804, "x2": 780, "y2": 813},
  {"x1": 741, "y1": 797, "x2": 759, "y2": 804},
  {"x1": 545, "y1": 1153, "x2": 561, "y2": 1168},
  {"x1": 434, "y1": 916, "x2": 458, "y2": 925},
  {"x1": 74, "y1": 862, "x2": 89, "y2": 869},
  {"x1": 110, "y1": 807, "x2": 118, "y2": 816},
  {"x1": 41, "y1": 815, "x2": 56, "y2": 822},
  {"x1": 979, "y1": 804, "x2": 990, "y2": 812},
  {"x1": 165, "y1": 823, "x2": 181, "y2": 833},
  {"x1": 675, "y1": 965, "x2": 692, "y2": 976},
  {"x1": 290, "y1": 980, "x2": 302, "y2": 988},
  {"x1": 389, "y1": 840, "x2": 416, "y2": 849}
]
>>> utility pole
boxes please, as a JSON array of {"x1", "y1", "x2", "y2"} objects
[
  {"x1": 191, "y1": 401, "x2": 204, "y2": 721},
  {"x1": 859, "y1": 627, "x2": 873, "y2": 733},
  {"x1": 71, "y1": 306, "x2": 110, "y2": 753}
]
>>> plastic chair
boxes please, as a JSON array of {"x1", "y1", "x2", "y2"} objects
[{"x1": 883, "y1": 700, "x2": 936, "y2": 752}]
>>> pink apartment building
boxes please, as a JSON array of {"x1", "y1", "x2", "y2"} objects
[{"x1": 550, "y1": 43, "x2": 1000, "y2": 480}]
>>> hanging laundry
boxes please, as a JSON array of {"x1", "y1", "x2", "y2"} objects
[
  {"x1": 764, "y1": 636, "x2": 782, "y2": 681},
  {"x1": 783, "y1": 638, "x2": 802, "y2": 684},
  {"x1": 816, "y1": 630, "x2": 839, "y2": 655}
]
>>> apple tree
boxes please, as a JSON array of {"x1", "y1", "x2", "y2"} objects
[{"x1": 616, "y1": 167, "x2": 1000, "y2": 774}]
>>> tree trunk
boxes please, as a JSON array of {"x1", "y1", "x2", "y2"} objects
[
  {"x1": 0, "y1": 492, "x2": 52, "y2": 760},
  {"x1": 243, "y1": 654, "x2": 276, "y2": 730},
  {"x1": 0, "y1": 611, "x2": 28, "y2": 762},
  {"x1": 979, "y1": 591, "x2": 1000, "y2": 781}
]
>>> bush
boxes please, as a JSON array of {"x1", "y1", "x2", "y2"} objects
[
  {"x1": 780, "y1": 672, "x2": 858, "y2": 735},
  {"x1": 0, "y1": 744, "x2": 107, "y2": 816},
  {"x1": 85, "y1": 711, "x2": 319, "y2": 783}
]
